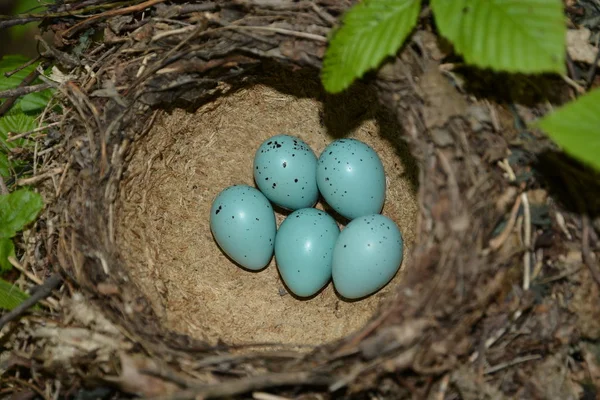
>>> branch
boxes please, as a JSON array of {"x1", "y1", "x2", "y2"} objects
[
  {"x1": 144, "y1": 371, "x2": 331, "y2": 400},
  {"x1": 0, "y1": 83, "x2": 52, "y2": 99},
  {"x1": 0, "y1": 273, "x2": 62, "y2": 331}
]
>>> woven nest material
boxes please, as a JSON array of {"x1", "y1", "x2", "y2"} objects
[{"x1": 4, "y1": 1, "x2": 600, "y2": 399}]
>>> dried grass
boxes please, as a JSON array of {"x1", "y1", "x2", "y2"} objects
[{"x1": 116, "y1": 82, "x2": 418, "y2": 346}]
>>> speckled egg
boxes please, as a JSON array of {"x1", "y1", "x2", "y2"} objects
[
  {"x1": 253, "y1": 134, "x2": 319, "y2": 211},
  {"x1": 317, "y1": 139, "x2": 386, "y2": 220},
  {"x1": 210, "y1": 185, "x2": 277, "y2": 271},
  {"x1": 332, "y1": 214, "x2": 403, "y2": 299},
  {"x1": 275, "y1": 208, "x2": 340, "y2": 297}
]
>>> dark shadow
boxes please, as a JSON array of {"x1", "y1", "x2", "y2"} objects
[
  {"x1": 451, "y1": 65, "x2": 567, "y2": 106},
  {"x1": 535, "y1": 150, "x2": 600, "y2": 218},
  {"x1": 376, "y1": 108, "x2": 420, "y2": 194},
  {"x1": 157, "y1": 61, "x2": 419, "y2": 197}
]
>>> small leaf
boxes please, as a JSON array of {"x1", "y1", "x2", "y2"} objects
[
  {"x1": 430, "y1": 0, "x2": 566, "y2": 74},
  {"x1": 0, "y1": 110, "x2": 37, "y2": 149},
  {"x1": 0, "y1": 278, "x2": 30, "y2": 311},
  {"x1": 536, "y1": 88, "x2": 600, "y2": 171},
  {"x1": 0, "y1": 189, "x2": 44, "y2": 239},
  {"x1": 20, "y1": 88, "x2": 53, "y2": 113},
  {"x1": 321, "y1": 0, "x2": 422, "y2": 93},
  {"x1": 0, "y1": 153, "x2": 10, "y2": 178},
  {"x1": 0, "y1": 238, "x2": 15, "y2": 273},
  {"x1": 0, "y1": 55, "x2": 53, "y2": 113}
]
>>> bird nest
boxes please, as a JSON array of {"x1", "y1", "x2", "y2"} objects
[{"x1": 4, "y1": 1, "x2": 600, "y2": 399}]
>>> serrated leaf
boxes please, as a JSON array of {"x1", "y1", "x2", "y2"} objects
[
  {"x1": 0, "y1": 111, "x2": 37, "y2": 149},
  {"x1": 321, "y1": 0, "x2": 421, "y2": 93},
  {"x1": 430, "y1": 0, "x2": 566, "y2": 74},
  {"x1": 0, "y1": 153, "x2": 10, "y2": 178},
  {"x1": 20, "y1": 88, "x2": 53, "y2": 113},
  {"x1": 0, "y1": 55, "x2": 53, "y2": 113},
  {"x1": 536, "y1": 88, "x2": 600, "y2": 171},
  {"x1": 0, "y1": 189, "x2": 44, "y2": 239},
  {"x1": 0, "y1": 238, "x2": 15, "y2": 273},
  {"x1": 0, "y1": 278, "x2": 30, "y2": 311}
]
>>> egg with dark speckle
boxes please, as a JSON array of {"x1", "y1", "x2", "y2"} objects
[
  {"x1": 275, "y1": 208, "x2": 340, "y2": 297},
  {"x1": 253, "y1": 134, "x2": 319, "y2": 210},
  {"x1": 332, "y1": 214, "x2": 403, "y2": 299},
  {"x1": 317, "y1": 139, "x2": 386, "y2": 220},
  {"x1": 210, "y1": 185, "x2": 277, "y2": 270}
]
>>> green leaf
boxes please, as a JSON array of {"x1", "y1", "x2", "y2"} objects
[
  {"x1": 321, "y1": 0, "x2": 421, "y2": 93},
  {"x1": 0, "y1": 153, "x2": 10, "y2": 178},
  {"x1": 20, "y1": 88, "x2": 53, "y2": 113},
  {"x1": 536, "y1": 88, "x2": 600, "y2": 171},
  {"x1": 430, "y1": 0, "x2": 566, "y2": 74},
  {"x1": 0, "y1": 238, "x2": 15, "y2": 273},
  {"x1": 0, "y1": 55, "x2": 53, "y2": 113},
  {"x1": 0, "y1": 189, "x2": 44, "y2": 239},
  {"x1": 0, "y1": 278, "x2": 30, "y2": 311},
  {"x1": 0, "y1": 110, "x2": 37, "y2": 149}
]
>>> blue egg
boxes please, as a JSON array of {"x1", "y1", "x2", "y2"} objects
[
  {"x1": 210, "y1": 185, "x2": 277, "y2": 270},
  {"x1": 317, "y1": 139, "x2": 386, "y2": 220},
  {"x1": 253, "y1": 134, "x2": 319, "y2": 211},
  {"x1": 332, "y1": 214, "x2": 403, "y2": 299},
  {"x1": 275, "y1": 208, "x2": 340, "y2": 297}
]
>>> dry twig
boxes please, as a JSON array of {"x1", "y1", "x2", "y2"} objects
[
  {"x1": 0, "y1": 83, "x2": 52, "y2": 99},
  {"x1": 0, "y1": 273, "x2": 62, "y2": 331},
  {"x1": 582, "y1": 215, "x2": 600, "y2": 288},
  {"x1": 145, "y1": 372, "x2": 330, "y2": 400}
]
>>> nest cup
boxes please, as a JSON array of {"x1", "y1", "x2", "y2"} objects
[{"x1": 114, "y1": 67, "x2": 420, "y2": 348}]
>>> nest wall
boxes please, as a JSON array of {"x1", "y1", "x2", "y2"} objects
[
  {"x1": 19, "y1": 1, "x2": 597, "y2": 398},
  {"x1": 115, "y1": 76, "x2": 419, "y2": 346}
]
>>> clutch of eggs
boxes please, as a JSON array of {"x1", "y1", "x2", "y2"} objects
[{"x1": 210, "y1": 134, "x2": 403, "y2": 300}]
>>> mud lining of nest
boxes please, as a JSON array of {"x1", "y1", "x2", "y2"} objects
[
  {"x1": 116, "y1": 73, "x2": 419, "y2": 347},
  {"x1": 19, "y1": 1, "x2": 599, "y2": 398}
]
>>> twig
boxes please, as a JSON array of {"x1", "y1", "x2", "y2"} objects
[
  {"x1": 0, "y1": 62, "x2": 48, "y2": 118},
  {"x1": 586, "y1": 43, "x2": 600, "y2": 88},
  {"x1": 0, "y1": 17, "x2": 39, "y2": 30},
  {"x1": 436, "y1": 374, "x2": 450, "y2": 400},
  {"x1": 0, "y1": 1, "x2": 142, "y2": 29},
  {"x1": 310, "y1": 3, "x2": 337, "y2": 26},
  {"x1": 562, "y1": 75, "x2": 586, "y2": 94},
  {"x1": 539, "y1": 266, "x2": 583, "y2": 284},
  {"x1": 522, "y1": 193, "x2": 532, "y2": 290},
  {"x1": 531, "y1": 248, "x2": 544, "y2": 281},
  {"x1": 253, "y1": 392, "x2": 292, "y2": 400},
  {"x1": 555, "y1": 211, "x2": 572, "y2": 240},
  {"x1": 63, "y1": 0, "x2": 168, "y2": 37},
  {"x1": 0, "y1": 176, "x2": 8, "y2": 195},
  {"x1": 16, "y1": 167, "x2": 63, "y2": 186},
  {"x1": 488, "y1": 195, "x2": 522, "y2": 250},
  {"x1": 151, "y1": 25, "x2": 197, "y2": 42},
  {"x1": 8, "y1": 256, "x2": 59, "y2": 310},
  {"x1": 7, "y1": 122, "x2": 60, "y2": 142},
  {"x1": 8, "y1": 256, "x2": 43, "y2": 285},
  {"x1": 582, "y1": 215, "x2": 600, "y2": 288},
  {"x1": 5, "y1": 377, "x2": 52, "y2": 400},
  {"x1": 0, "y1": 83, "x2": 52, "y2": 100},
  {"x1": 227, "y1": 26, "x2": 327, "y2": 42},
  {"x1": 484, "y1": 354, "x2": 541, "y2": 375},
  {"x1": 3, "y1": 55, "x2": 41, "y2": 78},
  {"x1": 0, "y1": 273, "x2": 62, "y2": 331},
  {"x1": 146, "y1": 372, "x2": 330, "y2": 400}
]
